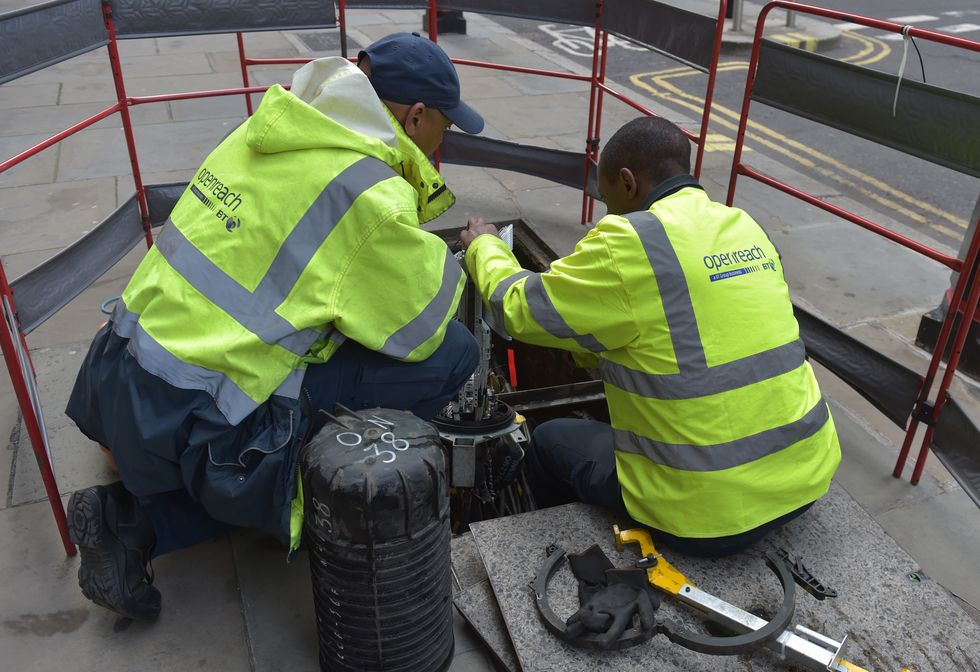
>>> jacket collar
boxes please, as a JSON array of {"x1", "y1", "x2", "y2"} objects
[
  {"x1": 641, "y1": 174, "x2": 703, "y2": 210},
  {"x1": 384, "y1": 107, "x2": 456, "y2": 224}
]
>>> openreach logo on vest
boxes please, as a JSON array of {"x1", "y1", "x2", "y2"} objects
[
  {"x1": 189, "y1": 166, "x2": 244, "y2": 232},
  {"x1": 703, "y1": 244, "x2": 777, "y2": 282}
]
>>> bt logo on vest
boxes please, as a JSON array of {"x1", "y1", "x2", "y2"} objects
[{"x1": 225, "y1": 216, "x2": 241, "y2": 232}]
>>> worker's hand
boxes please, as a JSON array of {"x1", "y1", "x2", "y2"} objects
[{"x1": 459, "y1": 217, "x2": 499, "y2": 249}]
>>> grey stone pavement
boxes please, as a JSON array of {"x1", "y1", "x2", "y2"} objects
[{"x1": 1, "y1": 5, "x2": 978, "y2": 672}]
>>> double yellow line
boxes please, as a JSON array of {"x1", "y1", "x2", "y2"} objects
[{"x1": 629, "y1": 32, "x2": 967, "y2": 240}]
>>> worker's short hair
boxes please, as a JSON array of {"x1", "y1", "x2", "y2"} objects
[{"x1": 600, "y1": 116, "x2": 691, "y2": 184}]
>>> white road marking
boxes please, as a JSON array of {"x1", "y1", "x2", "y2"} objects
[
  {"x1": 887, "y1": 15, "x2": 939, "y2": 24},
  {"x1": 937, "y1": 23, "x2": 980, "y2": 33},
  {"x1": 834, "y1": 22, "x2": 868, "y2": 31}
]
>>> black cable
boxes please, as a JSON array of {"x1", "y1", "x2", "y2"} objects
[{"x1": 910, "y1": 35, "x2": 927, "y2": 82}]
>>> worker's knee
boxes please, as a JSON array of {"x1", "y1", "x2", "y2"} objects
[
  {"x1": 439, "y1": 320, "x2": 479, "y2": 389},
  {"x1": 528, "y1": 419, "x2": 572, "y2": 461}
]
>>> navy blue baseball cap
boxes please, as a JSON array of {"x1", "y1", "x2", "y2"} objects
[{"x1": 359, "y1": 32, "x2": 484, "y2": 134}]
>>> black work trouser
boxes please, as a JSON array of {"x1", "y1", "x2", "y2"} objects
[{"x1": 525, "y1": 418, "x2": 812, "y2": 557}]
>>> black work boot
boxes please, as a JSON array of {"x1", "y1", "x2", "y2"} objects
[{"x1": 68, "y1": 482, "x2": 161, "y2": 620}]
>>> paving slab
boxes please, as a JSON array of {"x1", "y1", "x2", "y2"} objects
[
  {"x1": 1, "y1": 404, "x2": 16, "y2": 508},
  {"x1": 469, "y1": 498, "x2": 980, "y2": 672},
  {"x1": 475, "y1": 93, "x2": 591, "y2": 140},
  {"x1": 230, "y1": 531, "x2": 319, "y2": 671},
  {"x1": 487, "y1": 165, "x2": 562, "y2": 194},
  {"x1": 455, "y1": 580, "x2": 521, "y2": 672},
  {"x1": 19, "y1": 245, "x2": 144, "y2": 350},
  {"x1": 773, "y1": 219, "x2": 948, "y2": 327},
  {"x1": 820, "y1": 394, "x2": 979, "y2": 613},
  {"x1": 453, "y1": 75, "x2": 522, "y2": 102},
  {"x1": 60, "y1": 72, "x2": 243, "y2": 105},
  {"x1": 439, "y1": 36, "x2": 553, "y2": 77},
  {"x1": 426, "y1": 164, "x2": 522, "y2": 232},
  {"x1": 10, "y1": 341, "x2": 113, "y2": 504},
  {"x1": 155, "y1": 30, "x2": 297, "y2": 56},
  {"x1": 872, "y1": 479, "x2": 980, "y2": 613},
  {"x1": 451, "y1": 532, "x2": 489, "y2": 592},
  {"x1": 0, "y1": 132, "x2": 59, "y2": 189},
  {"x1": 501, "y1": 72, "x2": 589, "y2": 97},
  {"x1": 0, "y1": 82, "x2": 61, "y2": 110},
  {"x1": 844, "y1": 319, "x2": 977, "y2": 409},
  {"x1": 513, "y1": 185, "x2": 605, "y2": 255},
  {"x1": 56, "y1": 117, "x2": 245, "y2": 181},
  {"x1": 1, "y1": 248, "x2": 66, "y2": 284},
  {"x1": 13, "y1": 50, "x2": 214, "y2": 91},
  {"x1": 0, "y1": 177, "x2": 119, "y2": 254},
  {"x1": 207, "y1": 48, "x2": 301, "y2": 73},
  {"x1": 251, "y1": 68, "x2": 308, "y2": 88},
  {"x1": 448, "y1": 648, "x2": 503, "y2": 672},
  {"x1": 169, "y1": 93, "x2": 251, "y2": 123},
  {"x1": 0, "y1": 498, "x2": 249, "y2": 671},
  {"x1": 115, "y1": 38, "x2": 160, "y2": 58},
  {"x1": 230, "y1": 527, "x2": 495, "y2": 672}
]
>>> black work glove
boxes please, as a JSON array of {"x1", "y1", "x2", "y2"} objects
[
  {"x1": 567, "y1": 544, "x2": 615, "y2": 602},
  {"x1": 564, "y1": 581, "x2": 658, "y2": 649}
]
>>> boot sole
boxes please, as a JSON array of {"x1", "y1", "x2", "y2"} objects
[{"x1": 68, "y1": 488, "x2": 161, "y2": 621}]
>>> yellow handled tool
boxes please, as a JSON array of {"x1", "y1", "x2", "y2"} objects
[{"x1": 613, "y1": 525, "x2": 874, "y2": 672}]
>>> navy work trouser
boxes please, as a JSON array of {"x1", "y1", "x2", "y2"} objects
[
  {"x1": 525, "y1": 418, "x2": 812, "y2": 557},
  {"x1": 147, "y1": 321, "x2": 478, "y2": 555}
]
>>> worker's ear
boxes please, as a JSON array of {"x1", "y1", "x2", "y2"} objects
[
  {"x1": 618, "y1": 167, "x2": 639, "y2": 199},
  {"x1": 400, "y1": 102, "x2": 427, "y2": 139}
]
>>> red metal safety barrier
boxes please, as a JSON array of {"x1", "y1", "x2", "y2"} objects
[
  {"x1": 0, "y1": 264, "x2": 75, "y2": 556},
  {"x1": 725, "y1": 1, "x2": 980, "y2": 486},
  {"x1": 246, "y1": 1, "x2": 728, "y2": 224},
  {"x1": 0, "y1": 0, "x2": 725, "y2": 553},
  {"x1": 0, "y1": 13, "x2": 307, "y2": 556}
]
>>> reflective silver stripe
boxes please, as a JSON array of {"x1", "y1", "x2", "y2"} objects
[
  {"x1": 489, "y1": 270, "x2": 531, "y2": 329},
  {"x1": 155, "y1": 156, "x2": 394, "y2": 356},
  {"x1": 523, "y1": 273, "x2": 605, "y2": 352},
  {"x1": 126, "y1": 323, "x2": 260, "y2": 425},
  {"x1": 626, "y1": 210, "x2": 706, "y2": 369},
  {"x1": 110, "y1": 298, "x2": 139, "y2": 338},
  {"x1": 614, "y1": 397, "x2": 830, "y2": 472},
  {"x1": 273, "y1": 367, "x2": 304, "y2": 399},
  {"x1": 114, "y1": 298, "x2": 307, "y2": 421},
  {"x1": 380, "y1": 247, "x2": 463, "y2": 358},
  {"x1": 602, "y1": 338, "x2": 807, "y2": 400}
]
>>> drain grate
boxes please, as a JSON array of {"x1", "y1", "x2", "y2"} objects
[{"x1": 290, "y1": 30, "x2": 351, "y2": 54}]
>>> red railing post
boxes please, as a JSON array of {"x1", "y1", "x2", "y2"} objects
[
  {"x1": 587, "y1": 30, "x2": 610, "y2": 224},
  {"x1": 694, "y1": 0, "x2": 728, "y2": 179},
  {"x1": 102, "y1": 1, "x2": 153, "y2": 248},
  {"x1": 726, "y1": 1, "x2": 980, "y2": 483},
  {"x1": 338, "y1": 0, "x2": 349, "y2": 59},
  {"x1": 0, "y1": 263, "x2": 76, "y2": 556},
  {"x1": 895, "y1": 215, "x2": 980, "y2": 479},
  {"x1": 581, "y1": 0, "x2": 605, "y2": 225},
  {"x1": 911, "y1": 244, "x2": 980, "y2": 483},
  {"x1": 236, "y1": 33, "x2": 254, "y2": 116},
  {"x1": 428, "y1": 0, "x2": 438, "y2": 42}
]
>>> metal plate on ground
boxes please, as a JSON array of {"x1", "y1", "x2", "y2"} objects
[
  {"x1": 468, "y1": 489, "x2": 980, "y2": 672},
  {"x1": 455, "y1": 580, "x2": 522, "y2": 672}
]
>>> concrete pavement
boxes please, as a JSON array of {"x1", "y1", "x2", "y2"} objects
[{"x1": 1, "y1": 5, "x2": 978, "y2": 672}]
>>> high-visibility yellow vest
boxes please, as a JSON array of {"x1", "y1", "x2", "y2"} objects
[
  {"x1": 114, "y1": 58, "x2": 464, "y2": 426},
  {"x1": 467, "y1": 178, "x2": 841, "y2": 538}
]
